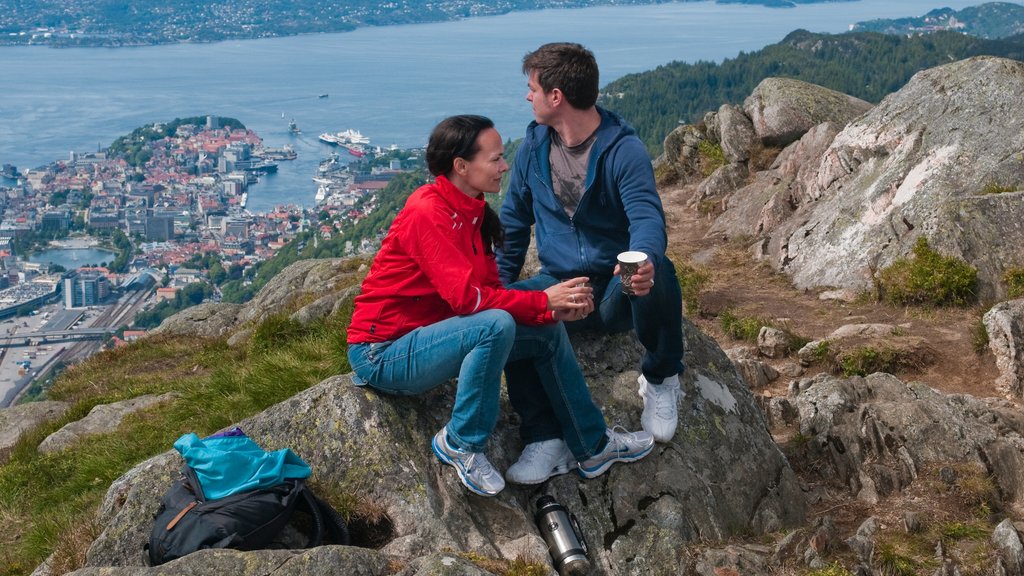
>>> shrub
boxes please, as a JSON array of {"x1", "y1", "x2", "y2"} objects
[
  {"x1": 719, "y1": 309, "x2": 766, "y2": 342},
  {"x1": 839, "y1": 346, "x2": 900, "y2": 377},
  {"x1": 1005, "y1": 267, "x2": 1024, "y2": 298},
  {"x1": 971, "y1": 316, "x2": 990, "y2": 354},
  {"x1": 877, "y1": 237, "x2": 977, "y2": 307},
  {"x1": 697, "y1": 139, "x2": 726, "y2": 177},
  {"x1": 874, "y1": 541, "x2": 918, "y2": 576}
]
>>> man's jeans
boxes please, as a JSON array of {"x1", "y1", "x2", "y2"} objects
[
  {"x1": 509, "y1": 256, "x2": 685, "y2": 382},
  {"x1": 348, "y1": 309, "x2": 515, "y2": 453},
  {"x1": 504, "y1": 322, "x2": 608, "y2": 459}
]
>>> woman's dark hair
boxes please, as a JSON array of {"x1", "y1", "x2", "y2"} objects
[{"x1": 426, "y1": 114, "x2": 504, "y2": 253}]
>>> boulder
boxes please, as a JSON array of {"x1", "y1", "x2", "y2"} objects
[
  {"x1": 765, "y1": 57, "x2": 1024, "y2": 300},
  {"x1": 715, "y1": 104, "x2": 758, "y2": 163},
  {"x1": 693, "y1": 163, "x2": 748, "y2": 207},
  {"x1": 0, "y1": 400, "x2": 70, "y2": 464},
  {"x1": 984, "y1": 298, "x2": 1024, "y2": 399},
  {"x1": 743, "y1": 77, "x2": 871, "y2": 147},
  {"x1": 74, "y1": 315, "x2": 807, "y2": 575},
  {"x1": 757, "y1": 327, "x2": 790, "y2": 359},
  {"x1": 992, "y1": 518, "x2": 1024, "y2": 576},
  {"x1": 150, "y1": 301, "x2": 242, "y2": 339},
  {"x1": 790, "y1": 373, "x2": 1024, "y2": 515},
  {"x1": 38, "y1": 393, "x2": 178, "y2": 455}
]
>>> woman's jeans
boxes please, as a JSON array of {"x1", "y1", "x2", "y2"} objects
[
  {"x1": 348, "y1": 309, "x2": 608, "y2": 459},
  {"x1": 348, "y1": 309, "x2": 515, "y2": 453}
]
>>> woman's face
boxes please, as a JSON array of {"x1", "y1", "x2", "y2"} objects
[{"x1": 454, "y1": 127, "x2": 508, "y2": 197}]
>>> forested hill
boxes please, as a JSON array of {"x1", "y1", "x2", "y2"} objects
[{"x1": 601, "y1": 29, "x2": 1024, "y2": 154}]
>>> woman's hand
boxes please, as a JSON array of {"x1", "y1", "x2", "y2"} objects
[{"x1": 545, "y1": 277, "x2": 593, "y2": 320}]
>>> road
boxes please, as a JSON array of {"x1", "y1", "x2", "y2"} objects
[{"x1": 0, "y1": 285, "x2": 154, "y2": 407}]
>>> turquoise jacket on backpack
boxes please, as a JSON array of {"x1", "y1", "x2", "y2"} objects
[
  {"x1": 497, "y1": 106, "x2": 666, "y2": 285},
  {"x1": 174, "y1": 431, "x2": 311, "y2": 500}
]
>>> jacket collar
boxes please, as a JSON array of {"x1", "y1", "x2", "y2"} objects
[{"x1": 434, "y1": 174, "x2": 486, "y2": 225}]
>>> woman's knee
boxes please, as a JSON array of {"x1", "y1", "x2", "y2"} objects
[{"x1": 476, "y1": 309, "x2": 517, "y2": 345}]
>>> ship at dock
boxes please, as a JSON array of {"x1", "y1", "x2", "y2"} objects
[{"x1": 319, "y1": 129, "x2": 371, "y2": 158}]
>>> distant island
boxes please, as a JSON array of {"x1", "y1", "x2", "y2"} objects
[
  {"x1": 852, "y1": 1, "x2": 1024, "y2": 38},
  {"x1": 1, "y1": 0, "x2": 860, "y2": 48}
]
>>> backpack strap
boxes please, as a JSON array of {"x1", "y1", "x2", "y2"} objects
[{"x1": 295, "y1": 484, "x2": 350, "y2": 547}]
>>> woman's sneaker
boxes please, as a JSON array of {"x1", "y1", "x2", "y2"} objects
[
  {"x1": 578, "y1": 427, "x2": 655, "y2": 479},
  {"x1": 431, "y1": 427, "x2": 505, "y2": 496},
  {"x1": 506, "y1": 438, "x2": 577, "y2": 485}
]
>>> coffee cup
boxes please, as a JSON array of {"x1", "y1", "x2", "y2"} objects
[{"x1": 617, "y1": 251, "x2": 647, "y2": 295}]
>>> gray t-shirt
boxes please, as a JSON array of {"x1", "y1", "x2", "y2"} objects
[{"x1": 549, "y1": 130, "x2": 597, "y2": 218}]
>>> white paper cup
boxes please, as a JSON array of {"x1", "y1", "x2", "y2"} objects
[{"x1": 617, "y1": 251, "x2": 647, "y2": 295}]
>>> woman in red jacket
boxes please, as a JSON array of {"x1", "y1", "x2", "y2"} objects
[{"x1": 347, "y1": 115, "x2": 653, "y2": 497}]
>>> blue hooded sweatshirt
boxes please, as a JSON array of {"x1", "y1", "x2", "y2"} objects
[{"x1": 497, "y1": 107, "x2": 666, "y2": 285}]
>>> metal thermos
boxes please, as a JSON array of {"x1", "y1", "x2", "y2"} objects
[{"x1": 535, "y1": 495, "x2": 591, "y2": 576}]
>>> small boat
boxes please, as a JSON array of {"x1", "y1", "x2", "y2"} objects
[
  {"x1": 288, "y1": 119, "x2": 300, "y2": 134},
  {"x1": 318, "y1": 93, "x2": 329, "y2": 99}
]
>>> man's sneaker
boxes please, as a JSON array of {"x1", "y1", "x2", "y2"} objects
[
  {"x1": 578, "y1": 427, "x2": 655, "y2": 479},
  {"x1": 639, "y1": 374, "x2": 680, "y2": 442},
  {"x1": 431, "y1": 427, "x2": 505, "y2": 497},
  {"x1": 506, "y1": 438, "x2": 577, "y2": 485}
]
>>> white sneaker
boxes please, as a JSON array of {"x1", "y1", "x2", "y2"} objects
[
  {"x1": 638, "y1": 374, "x2": 680, "y2": 442},
  {"x1": 506, "y1": 439, "x2": 577, "y2": 485},
  {"x1": 578, "y1": 426, "x2": 655, "y2": 479}
]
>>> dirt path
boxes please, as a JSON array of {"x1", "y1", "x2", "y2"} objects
[{"x1": 662, "y1": 182, "x2": 1001, "y2": 399}]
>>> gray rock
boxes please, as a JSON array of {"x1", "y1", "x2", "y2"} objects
[
  {"x1": 766, "y1": 57, "x2": 1024, "y2": 300},
  {"x1": 984, "y1": 299, "x2": 1024, "y2": 399},
  {"x1": 150, "y1": 301, "x2": 242, "y2": 339},
  {"x1": 743, "y1": 77, "x2": 871, "y2": 147},
  {"x1": 693, "y1": 163, "x2": 749, "y2": 207},
  {"x1": 758, "y1": 327, "x2": 790, "y2": 359},
  {"x1": 792, "y1": 373, "x2": 1024, "y2": 512},
  {"x1": 71, "y1": 546, "x2": 393, "y2": 576},
  {"x1": 731, "y1": 358, "x2": 780, "y2": 390},
  {"x1": 0, "y1": 400, "x2": 70, "y2": 464},
  {"x1": 38, "y1": 393, "x2": 178, "y2": 454},
  {"x1": 72, "y1": 285, "x2": 806, "y2": 576},
  {"x1": 716, "y1": 104, "x2": 758, "y2": 163},
  {"x1": 992, "y1": 518, "x2": 1024, "y2": 576}
]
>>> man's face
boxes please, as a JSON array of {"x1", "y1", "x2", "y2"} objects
[{"x1": 526, "y1": 70, "x2": 556, "y2": 125}]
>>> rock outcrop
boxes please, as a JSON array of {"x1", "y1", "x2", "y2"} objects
[
  {"x1": 788, "y1": 372, "x2": 1024, "y2": 515},
  {"x1": 51, "y1": 259, "x2": 807, "y2": 576},
  {"x1": 759, "y1": 57, "x2": 1024, "y2": 299},
  {"x1": 0, "y1": 400, "x2": 69, "y2": 464},
  {"x1": 742, "y1": 77, "x2": 872, "y2": 147},
  {"x1": 662, "y1": 57, "x2": 1024, "y2": 301},
  {"x1": 984, "y1": 298, "x2": 1024, "y2": 399}
]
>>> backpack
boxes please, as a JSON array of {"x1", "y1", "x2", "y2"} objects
[{"x1": 146, "y1": 431, "x2": 350, "y2": 565}]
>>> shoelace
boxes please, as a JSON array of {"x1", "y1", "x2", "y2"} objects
[
  {"x1": 607, "y1": 425, "x2": 638, "y2": 453},
  {"x1": 466, "y1": 452, "x2": 497, "y2": 478},
  {"x1": 648, "y1": 382, "x2": 679, "y2": 417}
]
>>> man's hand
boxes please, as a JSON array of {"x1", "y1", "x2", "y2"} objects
[{"x1": 614, "y1": 260, "x2": 656, "y2": 297}]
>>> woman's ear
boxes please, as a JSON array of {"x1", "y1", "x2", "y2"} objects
[{"x1": 453, "y1": 157, "x2": 467, "y2": 175}]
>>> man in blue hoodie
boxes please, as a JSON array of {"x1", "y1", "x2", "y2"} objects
[{"x1": 498, "y1": 42, "x2": 685, "y2": 482}]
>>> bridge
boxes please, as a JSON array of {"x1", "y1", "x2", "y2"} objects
[{"x1": 0, "y1": 328, "x2": 109, "y2": 347}]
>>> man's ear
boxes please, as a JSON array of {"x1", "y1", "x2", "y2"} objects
[{"x1": 549, "y1": 88, "x2": 564, "y2": 107}]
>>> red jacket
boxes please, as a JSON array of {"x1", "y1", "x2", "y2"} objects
[{"x1": 347, "y1": 175, "x2": 553, "y2": 344}]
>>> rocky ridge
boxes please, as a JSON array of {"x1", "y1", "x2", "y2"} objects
[{"x1": 2, "y1": 55, "x2": 1024, "y2": 575}]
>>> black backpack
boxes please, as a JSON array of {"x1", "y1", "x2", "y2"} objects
[{"x1": 146, "y1": 465, "x2": 349, "y2": 565}]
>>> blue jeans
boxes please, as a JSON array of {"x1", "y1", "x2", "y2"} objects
[
  {"x1": 348, "y1": 309, "x2": 515, "y2": 453},
  {"x1": 505, "y1": 323, "x2": 608, "y2": 459},
  {"x1": 510, "y1": 256, "x2": 685, "y2": 382}
]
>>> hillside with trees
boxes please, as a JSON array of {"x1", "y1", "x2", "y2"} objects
[{"x1": 601, "y1": 29, "x2": 1024, "y2": 153}]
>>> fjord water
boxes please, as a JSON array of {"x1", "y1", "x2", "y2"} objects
[{"x1": 0, "y1": 0, "x2": 990, "y2": 212}]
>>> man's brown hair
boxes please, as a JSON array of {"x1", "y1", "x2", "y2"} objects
[{"x1": 522, "y1": 42, "x2": 599, "y2": 110}]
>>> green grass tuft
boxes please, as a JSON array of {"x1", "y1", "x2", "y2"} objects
[
  {"x1": 1005, "y1": 267, "x2": 1024, "y2": 299},
  {"x1": 877, "y1": 237, "x2": 977, "y2": 307}
]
